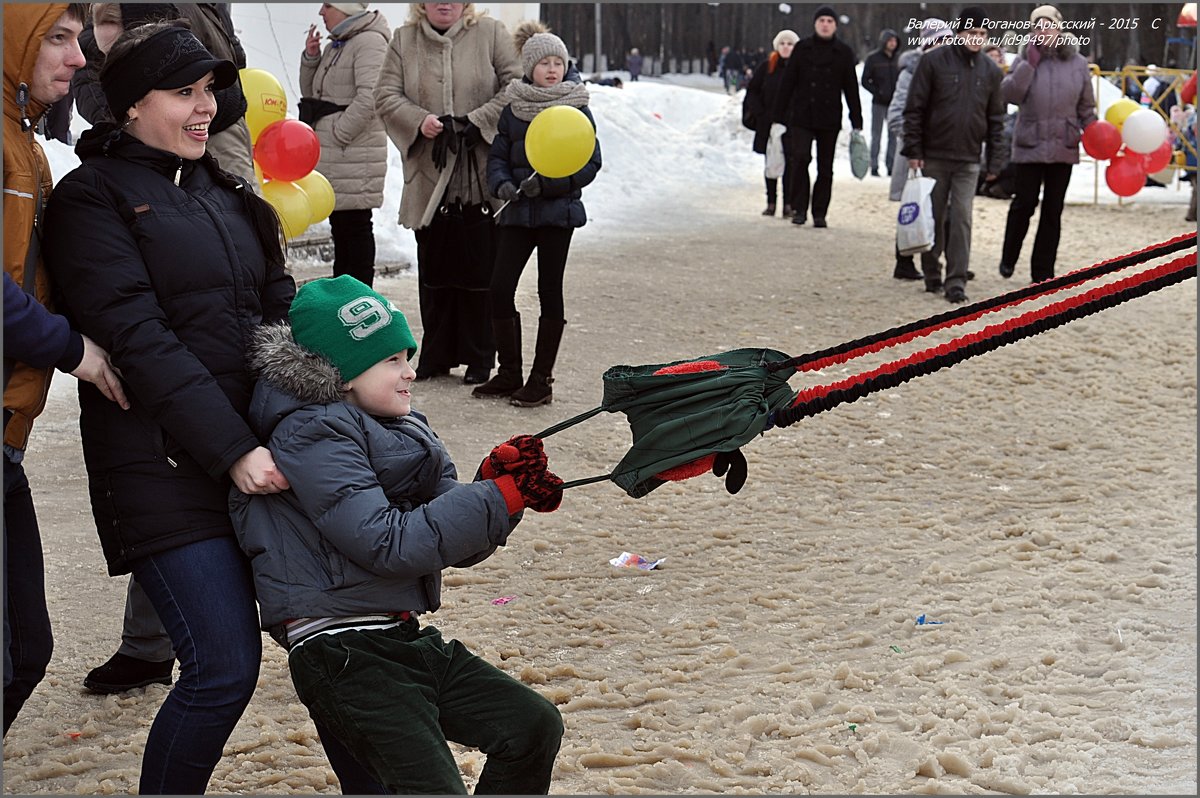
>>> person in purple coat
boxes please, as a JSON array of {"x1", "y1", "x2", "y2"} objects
[{"x1": 997, "y1": 5, "x2": 1096, "y2": 283}]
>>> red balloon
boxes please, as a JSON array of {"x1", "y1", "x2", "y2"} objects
[
  {"x1": 1141, "y1": 139, "x2": 1173, "y2": 173},
  {"x1": 1082, "y1": 120, "x2": 1122, "y2": 161},
  {"x1": 1105, "y1": 153, "x2": 1146, "y2": 197},
  {"x1": 253, "y1": 119, "x2": 320, "y2": 182}
]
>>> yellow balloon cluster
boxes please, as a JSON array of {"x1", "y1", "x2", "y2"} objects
[
  {"x1": 525, "y1": 106, "x2": 596, "y2": 179},
  {"x1": 241, "y1": 68, "x2": 337, "y2": 240}
]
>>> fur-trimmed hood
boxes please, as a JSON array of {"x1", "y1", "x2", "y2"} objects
[{"x1": 245, "y1": 322, "x2": 348, "y2": 441}]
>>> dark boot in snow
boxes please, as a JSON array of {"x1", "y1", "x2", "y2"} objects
[
  {"x1": 473, "y1": 315, "x2": 524, "y2": 398},
  {"x1": 510, "y1": 318, "x2": 564, "y2": 407}
]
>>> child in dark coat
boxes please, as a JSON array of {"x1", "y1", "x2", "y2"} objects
[
  {"x1": 475, "y1": 23, "x2": 602, "y2": 407},
  {"x1": 230, "y1": 276, "x2": 565, "y2": 793}
]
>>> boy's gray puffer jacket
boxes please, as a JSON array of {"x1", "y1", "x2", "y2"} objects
[{"x1": 229, "y1": 324, "x2": 520, "y2": 639}]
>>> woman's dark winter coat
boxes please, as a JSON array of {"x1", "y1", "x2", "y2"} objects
[
  {"x1": 42, "y1": 125, "x2": 295, "y2": 575},
  {"x1": 230, "y1": 324, "x2": 519, "y2": 637},
  {"x1": 744, "y1": 52, "x2": 789, "y2": 154},
  {"x1": 772, "y1": 33, "x2": 863, "y2": 131},
  {"x1": 487, "y1": 102, "x2": 602, "y2": 228}
]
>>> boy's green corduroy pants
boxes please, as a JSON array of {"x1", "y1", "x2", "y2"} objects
[{"x1": 289, "y1": 620, "x2": 563, "y2": 794}]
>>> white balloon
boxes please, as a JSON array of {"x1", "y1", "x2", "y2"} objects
[{"x1": 1121, "y1": 109, "x2": 1168, "y2": 154}]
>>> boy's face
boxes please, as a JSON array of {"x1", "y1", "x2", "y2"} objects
[
  {"x1": 532, "y1": 56, "x2": 565, "y2": 87},
  {"x1": 343, "y1": 351, "x2": 416, "y2": 418}
]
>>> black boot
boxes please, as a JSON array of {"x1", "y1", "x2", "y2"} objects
[
  {"x1": 511, "y1": 317, "x2": 564, "y2": 407},
  {"x1": 83, "y1": 652, "x2": 174, "y2": 694},
  {"x1": 473, "y1": 315, "x2": 524, "y2": 398}
]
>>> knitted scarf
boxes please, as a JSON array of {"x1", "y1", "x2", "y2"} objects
[{"x1": 506, "y1": 78, "x2": 591, "y2": 122}]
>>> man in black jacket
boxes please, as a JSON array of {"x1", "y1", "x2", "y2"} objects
[
  {"x1": 772, "y1": 4, "x2": 863, "y2": 228},
  {"x1": 861, "y1": 28, "x2": 900, "y2": 177},
  {"x1": 902, "y1": 5, "x2": 1004, "y2": 303}
]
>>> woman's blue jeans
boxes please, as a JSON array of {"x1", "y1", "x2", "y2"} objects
[{"x1": 130, "y1": 536, "x2": 261, "y2": 794}]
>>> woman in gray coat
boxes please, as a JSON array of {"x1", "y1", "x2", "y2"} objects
[
  {"x1": 998, "y1": 5, "x2": 1096, "y2": 283},
  {"x1": 301, "y1": 2, "x2": 391, "y2": 287}
]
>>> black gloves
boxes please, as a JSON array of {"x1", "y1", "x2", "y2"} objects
[
  {"x1": 431, "y1": 114, "x2": 458, "y2": 172},
  {"x1": 453, "y1": 115, "x2": 483, "y2": 149},
  {"x1": 432, "y1": 116, "x2": 486, "y2": 171},
  {"x1": 712, "y1": 449, "x2": 748, "y2": 495},
  {"x1": 519, "y1": 174, "x2": 542, "y2": 198},
  {"x1": 495, "y1": 182, "x2": 519, "y2": 201}
]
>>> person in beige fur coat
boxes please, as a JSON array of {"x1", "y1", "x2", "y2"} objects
[
  {"x1": 301, "y1": 2, "x2": 391, "y2": 287},
  {"x1": 375, "y1": 3, "x2": 522, "y2": 385}
]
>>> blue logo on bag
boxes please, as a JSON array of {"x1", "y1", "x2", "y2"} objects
[{"x1": 898, "y1": 203, "x2": 920, "y2": 225}]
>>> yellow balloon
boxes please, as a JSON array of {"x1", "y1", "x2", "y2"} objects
[
  {"x1": 240, "y1": 68, "x2": 288, "y2": 144},
  {"x1": 295, "y1": 170, "x2": 336, "y2": 224},
  {"x1": 524, "y1": 106, "x2": 596, "y2": 179},
  {"x1": 1104, "y1": 97, "x2": 1140, "y2": 130},
  {"x1": 253, "y1": 160, "x2": 265, "y2": 186},
  {"x1": 262, "y1": 180, "x2": 311, "y2": 240}
]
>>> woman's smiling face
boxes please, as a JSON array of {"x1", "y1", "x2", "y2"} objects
[{"x1": 126, "y1": 73, "x2": 218, "y2": 160}]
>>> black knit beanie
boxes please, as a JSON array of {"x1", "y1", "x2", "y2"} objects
[
  {"x1": 813, "y1": 4, "x2": 837, "y2": 22},
  {"x1": 957, "y1": 5, "x2": 989, "y2": 31}
]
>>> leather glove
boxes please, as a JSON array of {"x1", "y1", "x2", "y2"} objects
[
  {"x1": 431, "y1": 115, "x2": 458, "y2": 172},
  {"x1": 712, "y1": 449, "x2": 748, "y2": 495},
  {"x1": 1025, "y1": 45, "x2": 1042, "y2": 68},
  {"x1": 519, "y1": 174, "x2": 542, "y2": 198},
  {"x1": 479, "y1": 435, "x2": 548, "y2": 480},
  {"x1": 454, "y1": 115, "x2": 484, "y2": 149},
  {"x1": 493, "y1": 468, "x2": 565, "y2": 514},
  {"x1": 495, "y1": 182, "x2": 519, "y2": 201}
]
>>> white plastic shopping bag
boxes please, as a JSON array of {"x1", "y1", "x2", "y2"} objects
[
  {"x1": 765, "y1": 123, "x2": 786, "y2": 179},
  {"x1": 896, "y1": 168, "x2": 936, "y2": 255}
]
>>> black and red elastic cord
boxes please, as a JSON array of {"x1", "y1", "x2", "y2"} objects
[{"x1": 770, "y1": 233, "x2": 1197, "y2": 428}]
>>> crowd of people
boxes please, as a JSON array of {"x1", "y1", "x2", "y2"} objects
[
  {"x1": 740, "y1": 3, "x2": 1194, "y2": 305},
  {"x1": 4, "y1": 1, "x2": 601, "y2": 793},
  {"x1": 3, "y1": 1, "x2": 1194, "y2": 794}
]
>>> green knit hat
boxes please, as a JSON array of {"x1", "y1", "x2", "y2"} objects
[{"x1": 289, "y1": 275, "x2": 417, "y2": 382}]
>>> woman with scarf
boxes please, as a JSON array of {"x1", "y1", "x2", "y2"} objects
[{"x1": 473, "y1": 23, "x2": 601, "y2": 407}]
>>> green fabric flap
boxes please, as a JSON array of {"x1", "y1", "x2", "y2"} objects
[{"x1": 598, "y1": 348, "x2": 795, "y2": 498}]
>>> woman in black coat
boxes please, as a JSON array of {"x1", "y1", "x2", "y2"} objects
[
  {"x1": 42, "y1": 24, "x2": 294, "y2": 794},
  {"x1": 744, "y1": 28, "x2": 799, "y2": 217}
]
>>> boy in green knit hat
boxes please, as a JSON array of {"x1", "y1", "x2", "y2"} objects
[{"x1": 229, "y1": 275, "x2": 565, "y2": 793}]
